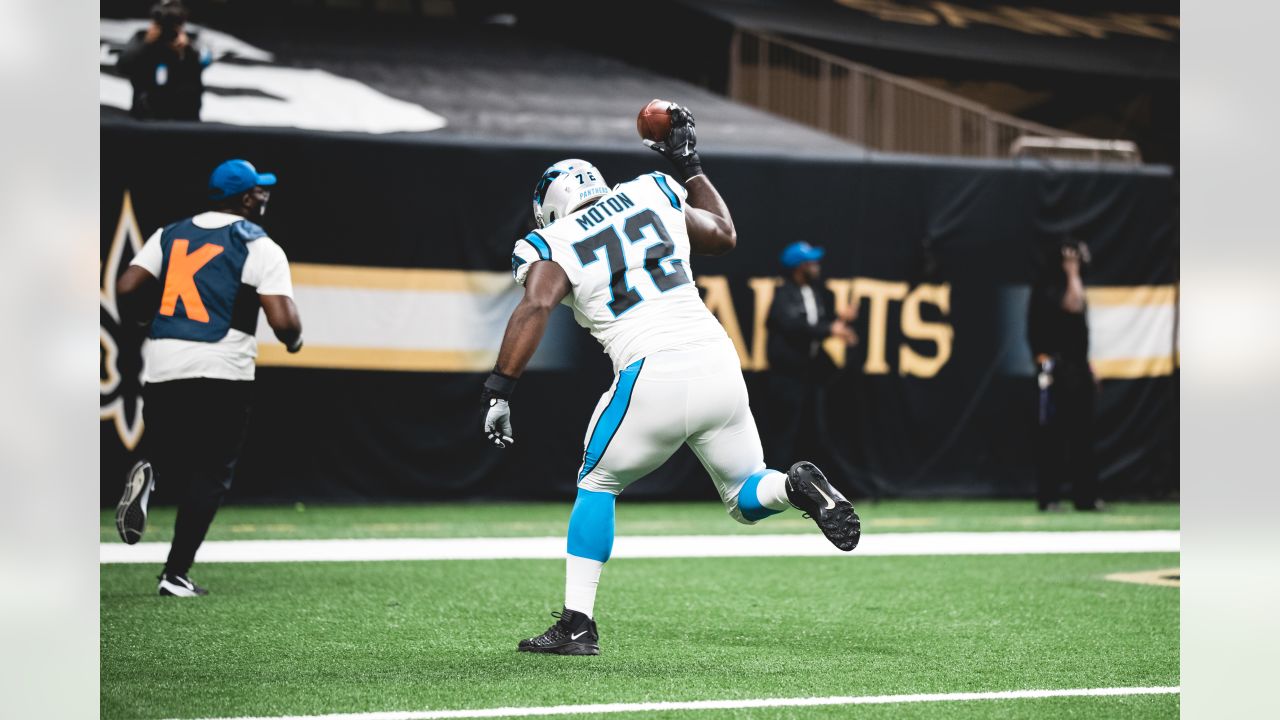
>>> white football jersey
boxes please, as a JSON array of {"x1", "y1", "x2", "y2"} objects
[{"x1": 512, "y1": 172, "x2": 731, "y2": 372}]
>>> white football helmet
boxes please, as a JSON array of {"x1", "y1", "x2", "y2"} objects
[{"x1": 532, "y1": 159, "x2": 609, "y2": 228}]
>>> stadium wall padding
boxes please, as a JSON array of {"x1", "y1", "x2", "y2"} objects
[{"x1": 100, "y1": 122, "x2": 1178, "y2": 504}]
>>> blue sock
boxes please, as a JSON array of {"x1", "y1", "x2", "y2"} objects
[
  {"x1": 738, "y1": 469, "x2": 784, "y2": 522},
  {"x1": 567, "y1": 488, "x2": 616, "y2": 562}
]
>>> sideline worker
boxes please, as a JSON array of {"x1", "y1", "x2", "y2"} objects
[
  {"x1": 763, "y1": 242, "x2": 857, "y2": 471},
  {"x1": 1028, "y1": 239, "x2": 1103, "y2": 512},
  {"x1": 114, "y1": 158, "x2": 303, "y2": 596}
]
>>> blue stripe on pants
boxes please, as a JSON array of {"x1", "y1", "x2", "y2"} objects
[
  {"x1": 567, "y1": 488, "x2": 616, "y2": 562},
  {"x1": 738, "y1": 469, "x2": 783, "y2": 522},
  {"x1": 578, "y1": 358, "x2": 644, "y2": 482}
]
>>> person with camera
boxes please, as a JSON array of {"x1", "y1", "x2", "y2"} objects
[
  {"x1": 1028, "y1": 239, "x2": 1104, "y2": 512},
  {"x1": 117, "y1": 0, "x2": 210, "y2": 121}
]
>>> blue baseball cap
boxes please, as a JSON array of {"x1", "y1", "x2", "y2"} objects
[
  {"x1": 781, "y1": 241, "x2": 825, "y2": 269},
  {"x1": 208, "y1": 159, "x2": 277, "y2": 200}
]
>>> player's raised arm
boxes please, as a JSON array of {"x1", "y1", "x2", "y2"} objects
[
  {"x1": 644, "y1": 104, "x2": 737, "y2": 256},
  {"x1": 481, "y1": 261, "x2": 572, "y2": 448},
  {"x1": 684, "y1": 177, "x2": 737, "y2": 256}
]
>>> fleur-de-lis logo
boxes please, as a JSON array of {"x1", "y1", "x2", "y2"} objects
[{"x1": 101, "y1": 191, "x2": 147, "y2": 450}]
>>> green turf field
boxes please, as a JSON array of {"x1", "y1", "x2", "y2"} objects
[
  {"x1": 99, "y1": 499, "x2": 1179, "y2": 542},
  {"x1": 100, "y1": 501, "x2": 1179, "y2": 719}
]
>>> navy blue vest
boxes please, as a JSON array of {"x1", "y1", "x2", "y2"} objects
[{"x1": 149, "y1": 217, "x2": 267, "y2": 343}]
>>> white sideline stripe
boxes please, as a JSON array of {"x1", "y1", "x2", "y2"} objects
[
  {"x1": 100, "y1": 530, "x2": 1178, "y2": 564},
  {"x1": 178, "y1": 686, "x2": 1180, "y2": 720}
]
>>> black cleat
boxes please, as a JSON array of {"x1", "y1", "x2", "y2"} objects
[
  {"x1": 785, "y1": 461, "x2": 861, "y2": 551},
  {"x1": 158, "y1": 573, "x2": 209, "y2": 597},
  {"x1": 116, "y1": 460, "x2": 155, "y2": 545},
  {"x1": 517, "y1": 608, "x2": 600, "y2": 655}
]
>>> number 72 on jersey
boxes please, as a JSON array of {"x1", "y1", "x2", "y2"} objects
[{"x1": 573, "y1": 208, "x2": 692, "y2": 317}]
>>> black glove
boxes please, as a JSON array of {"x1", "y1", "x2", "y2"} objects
[
  {"x1": 481, "y1": 371, "x2": 517, "y2": 449},
  {"x1": 644, "y1": 104, "x2": 703, "y2": 182}
]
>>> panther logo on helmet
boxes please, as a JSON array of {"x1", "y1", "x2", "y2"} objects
[{"x1": 532, "y1": 159, "x2": 609, "y2": 228}]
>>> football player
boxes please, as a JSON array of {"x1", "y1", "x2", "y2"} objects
[{"x1": 484, "y1": 105, "x2": 861, "y2": 655}]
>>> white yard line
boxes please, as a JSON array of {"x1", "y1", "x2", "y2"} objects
[
  {"x1": 101, "y1": 530, "x2": 1178, "y2": 564},
  {"x1": 177, "y1": 686, "x2": 1180, "y2": 720}
]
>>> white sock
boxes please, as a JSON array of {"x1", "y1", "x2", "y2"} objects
[
  {"x1": 564, "y1": 554, "x2": 604, "y2": 617},
  {"x1": 756, "y1": 470, "x2": 792, "y2": 511}
]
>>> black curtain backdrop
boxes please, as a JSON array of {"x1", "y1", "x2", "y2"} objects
[{"x1": 100, "y1": 122, "x2": 1178, "y2": 504}]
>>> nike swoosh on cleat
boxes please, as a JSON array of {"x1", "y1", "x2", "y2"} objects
[
  {"x1": 812, "y1": 483, "x2": 837, "y2": 510},
  {"x1": 570, "y1": 631, "x2": 588, "y2": 640}
]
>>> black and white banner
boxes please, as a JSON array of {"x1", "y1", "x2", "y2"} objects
[{"x1": 100, "y1": 19, "x2": 447, "y2": 134}]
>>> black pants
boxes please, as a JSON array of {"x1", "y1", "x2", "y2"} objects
[
  {"x1": 1035, "y1": 372, "x2": 1099, "y2": 510},
  {"x1": 141, "y1": 378, "x2": 252, "y2": 576},
  {"x1": 764, "y1": 373, "x2": 824, "y2": 472}
]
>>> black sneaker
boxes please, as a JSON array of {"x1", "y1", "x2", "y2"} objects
[
  {"x1": 517, "y1": 608, "x2": 600, "y2": 655},
  {"x1": 785, "y1": 461, "x2": 861, "y2": 551},
  {"x1": 158, "y1": 573, "x2": 209, "y2": 597},
  {"x1": 116, "y1": 460, "x2": 155, "y2": 545}
]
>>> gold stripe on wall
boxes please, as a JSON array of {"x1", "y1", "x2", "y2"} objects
[
  {"x1": 258, "y1": 344, "x2": 497, "y2": 372},
  {"x1": 1092, "y1": 355, "x2": 1177, "y2": 380},
  {"x1": 1086, "y1": 285, "x2": 1178, "y2": 307},
  {"x1": 289, "y1": 264, "x2": 512, "y2": 293}
]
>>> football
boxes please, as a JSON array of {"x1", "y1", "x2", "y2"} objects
[{"x1": 637, "y1": 99, "x2": 674, "y2": 142}]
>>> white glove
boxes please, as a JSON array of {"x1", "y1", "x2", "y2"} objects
[{"x1": 484, "y1": 398, "x2": 514, "y2": 448}]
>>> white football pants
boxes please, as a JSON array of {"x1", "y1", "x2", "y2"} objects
[{"x1": 576, "y1": 343, "x2": 769, "y2": 523}]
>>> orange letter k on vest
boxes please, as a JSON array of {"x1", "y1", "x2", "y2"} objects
[{"x1": 159, "y1": 239, "x2": 224, "y2": 323}]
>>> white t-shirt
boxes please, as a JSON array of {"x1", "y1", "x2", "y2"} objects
[
  {"x1": 130, "y1": 211, "x2": 294, "y2": 383},
  {"x1": 511, "y1": 172, "x2": 731, "y2": 373}
]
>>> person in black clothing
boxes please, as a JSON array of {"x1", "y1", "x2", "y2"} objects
[
  {"x1": 116, "y1": 1, "x2": 209, "y2": 121},
  {"x1": 1028, "y1": 239, "x2": 1104, "y2": 512},
  {"x1": 764, "y1": 242, "x2": 858, "y2": 471}
]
